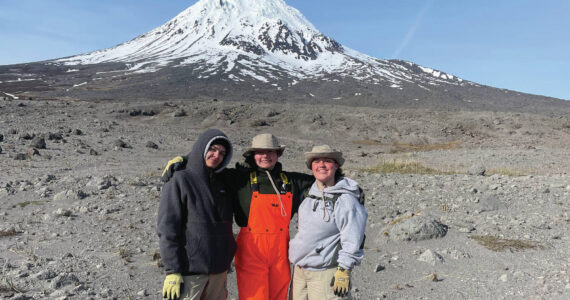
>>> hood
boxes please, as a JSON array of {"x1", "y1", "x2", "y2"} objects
[
  {"x1": 309, "y1": 177, "x2": 360, "y2": 198},
  {"x1": 186, "y1": 128, "x2": 233, "y2": 175}
]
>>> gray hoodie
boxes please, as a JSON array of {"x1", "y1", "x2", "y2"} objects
[{"x1": 289, "y1": 177, "x2": 367, "y2": 270}]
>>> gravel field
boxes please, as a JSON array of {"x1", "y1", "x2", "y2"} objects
[{"x1": 1, "y1": 98, "x2": 568, "y2": 299}]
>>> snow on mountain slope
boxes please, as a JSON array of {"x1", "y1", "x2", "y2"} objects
[{"x1": 56, "y1": 0, "x2": 465, "y2": 88}]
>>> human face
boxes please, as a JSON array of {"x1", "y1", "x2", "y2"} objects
[
  {"x1": 254, "y1": 150, "x2": 279, "y2": 170},
  {"x1": 205, "y1": 144, "x2": 226, "y2": 169},
  {"x1": 311, "y1": 158, "x2": 338, "y2": 187}
]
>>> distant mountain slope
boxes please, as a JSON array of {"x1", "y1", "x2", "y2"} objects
[{"x1": 0, "y1": 0, "x2": 568, "y2": 114}]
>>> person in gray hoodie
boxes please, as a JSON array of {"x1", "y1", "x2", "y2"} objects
[
  {"x1": 289, "y1": 145, "x2": 368, "y2": 300},
  {"x1": 157, "y1": 129, "x2": 236, "y2": 300}
]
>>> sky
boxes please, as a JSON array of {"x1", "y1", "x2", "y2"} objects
[{"x1": 1, "y1": 0, "x2": 569, "y2": 100}]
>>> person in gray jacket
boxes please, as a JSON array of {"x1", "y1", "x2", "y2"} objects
[
  {"x1": 157, "y1": 129, "x2": 236, "y2": 300},
  {"x1": 289, "y1": 145, "x2": 368, "y2": 300}
]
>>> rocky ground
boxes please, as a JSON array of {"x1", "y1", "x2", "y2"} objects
[{"x1": 0, "y1": 98, "x2": 568, "y2": 299}]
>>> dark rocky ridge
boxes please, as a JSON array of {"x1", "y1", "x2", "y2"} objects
[{"x1": 1, "y1": 61, "x2": 568, "y2": 116}]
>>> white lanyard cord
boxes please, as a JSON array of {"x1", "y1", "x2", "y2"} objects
[
  {"x1": 265, "y1": 170, "x2": 287, "y2": 217},
  {"x1": 320, "y1": 185, "x2": 330, "y2": 222}
]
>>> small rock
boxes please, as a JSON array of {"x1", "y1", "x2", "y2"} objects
[
  {"x1": 43, "y1": 174, "x2": 56, "y2": 183},
  {"x1": 112, "y1": 139, "x2": 131, "y2": 149},
  {"x1": 27, "y1": 147, "x2": 40, "y2": 158},
  {"x1": 50, "y1": 274, "x2": 80, "y2": 289},
  {"x1": 55, "y1": 208, "x2": 72, "y2": 217},
  {"x1": 48, "y1": 132, "x2": 63, "y2": 140},
  {"x1": 14, "y1": 153, "x2": 27, "y2": 160},
  {"x1": 386, "y1": 215, "x2": 448, "y2": 241},
  {"x1": 417, "y1": 249, "x2": 444, "y2": 265},
  {"x1": 173, "y1": 109, "x2": 187, "y2": 117},
  {"x1": 73, "y1": 129, "x2": 83, "y2": 135},
  {"x1": 427, "y1": 273, "x2": 439, "y2": 282},
  {"x1": 137, "y1": 290, "x2": 147, "y2": 296},
  {"x1": 53, "y1": 191, "x2": 68, "y2": 201},
  {"x1": 89, "y1": 148, "x2": 99, "y2": 156},
  {"x1": 468, "y1": 165, "x2": 486, "y2": 176},
  {"x1": 76, "y1": 190, "x2": 88, "y2": 200},
  {"x1": 499, "y1": 274, "x2": 508, "y2": 282},
  {"x1": 375, "y1": 264, "x2": 385, "y2": 272},
  {"x1": 30, "y1": 137, "x2": 46, "y2": 149},
  {"x1": 0, "y1": 133, "x2": 3, "y2": 142},
  {"x1": 0, "y1": 145, "x2": 3, "y2": 154},
  {"x1": 35, "y1": 269, "x2": 57, "y2": 280},
  {"x1": 145, "y1": 141, "x2": 159, "y2": 149},
  {"x1": 18, "y1": 132, "x2": 34, "y2": 140}
]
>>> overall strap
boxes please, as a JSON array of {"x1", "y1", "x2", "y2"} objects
[
  {"x1": 249, "y1": 171, "x2": 259, "y2": 192},
  {"x1": 279, "y1": 172, "x2": 291, "y2": 192}
]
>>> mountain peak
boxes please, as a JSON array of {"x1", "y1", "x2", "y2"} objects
[
  {"x1": 54, "y1": 0, "x2": 462, "y2": 89},
  {"x1": 57, "y1": 0, "x2": 336, "y2": 65}
]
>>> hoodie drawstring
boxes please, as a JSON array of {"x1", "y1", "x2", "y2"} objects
[
  {"x1": 320, "y1": 186, "x2": 331, "y2": 222},
  {"x1": 265, "y1": 170, "x2": 287, "y2": 217}
]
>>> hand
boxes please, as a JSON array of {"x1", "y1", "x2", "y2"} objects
[
  {"x1": 235, "y1": 158, "x2": 252, "y2": 169},
  {"x1": 330, "y1": 267, "x2": 351, "y2": 297},
  {"x1": 162, "y1": 273, "x2": 184, "y2": 299},
  {"x1": 161, "y1": 156, "x2": 187, "y2": 182}
]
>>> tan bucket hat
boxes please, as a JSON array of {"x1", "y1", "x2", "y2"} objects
[
  {"x1": 243, "y1": 133, "x2": 286, "y2": 156},
  {"x1": 304, "y1": 144, "x2": 344, "y2": 169}
]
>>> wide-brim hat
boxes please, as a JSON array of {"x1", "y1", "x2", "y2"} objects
[
  {"x1": 243, "y1": 133, "x2": 286, "y2": 156},
  {"x1": 304, "y1": 144, "x2": 344, "y2": 169}
]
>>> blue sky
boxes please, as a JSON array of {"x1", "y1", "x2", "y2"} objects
[{"x1": 1, "y1": 0, "x2": 569, "y2": 100}]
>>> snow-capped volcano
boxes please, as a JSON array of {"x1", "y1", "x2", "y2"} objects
[
  {"x1": 10, "y1": 0, "x2": 562, "y2": 113},
  {"x1": 56, "y1": 0, "x2": 459, "y2": 87}
]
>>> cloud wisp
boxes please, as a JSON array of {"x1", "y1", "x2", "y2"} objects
[{"x1": 391, "y1": 0, "x2": 433, "y2": 59}]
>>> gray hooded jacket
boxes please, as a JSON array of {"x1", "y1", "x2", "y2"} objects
[
  {"x1": 157, "y1": 129, "x2": 236, "y2": 275},
  {"x1": 289, "y1": 177, "x2": 367, "y2": 270}
]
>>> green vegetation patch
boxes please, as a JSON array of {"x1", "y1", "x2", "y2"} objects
[
  {"x1": 362, "y1": 160, "x2": 452, "y2": 175},
  {"x1": 353, "y1": 140, "x2": 461, "y2": 153},
  {"x1": 390, "y1": 141, "x2": 461, "y2": 153},
  {"x1": 17, "y1": 200, "x2": 46, "y2": 208},
  {"x1": 485, "y1": 168, "x2": 528, "y2": 177},
  {"x1": 469, "y1": 235, "x2": 544, "y2": 252}
]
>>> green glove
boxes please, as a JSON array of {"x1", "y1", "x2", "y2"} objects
[
  {"x1": 162, "y1": 273, "x2": 184, "y2": 299},
  {"x1": 161, "y1": 156, "x2": 187, "y2": 182},
  {"x1": 330, "y1": 267, "x2": 351, "y2": 297}
]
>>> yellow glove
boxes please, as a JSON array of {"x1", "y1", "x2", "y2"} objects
[
  {"x1": 161, "y1": 156, "x2": 186, "y2": 182},
  {"x1": 162, "y1": 273, "x2": 184, "y2": 300},
  {"x1": 330, "y1": 267, "x2": 351, "y2": 297}
]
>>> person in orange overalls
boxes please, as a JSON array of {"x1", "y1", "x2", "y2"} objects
[
  {"x1": 161, "y1": 133, "x2": 314, "y2": 299},
  {"x1": 232, "y1": 133, "x2": 313, "y2": 300}
]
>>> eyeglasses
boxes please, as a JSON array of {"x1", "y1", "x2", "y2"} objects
[{"x1": 207, "y1": 145, "x2": 226, "y2": 157}]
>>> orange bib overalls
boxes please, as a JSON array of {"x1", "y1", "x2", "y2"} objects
[{"x1": 235, "y1": 172, "x2": 293, "y2": 300}]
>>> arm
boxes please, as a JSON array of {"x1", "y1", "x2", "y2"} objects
[
  {"x1": 161, "y1": 155, "x2": 188, "y2": 182},
  {"x1": 156, "y1": 179, "x2": 186, "y2": 274},
  {"x1": 334, "y1": 196, "x2": 368, "y2": 270},
  {"x1": 287, "y1": 171, "x2": 315, "y2": 217}
]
